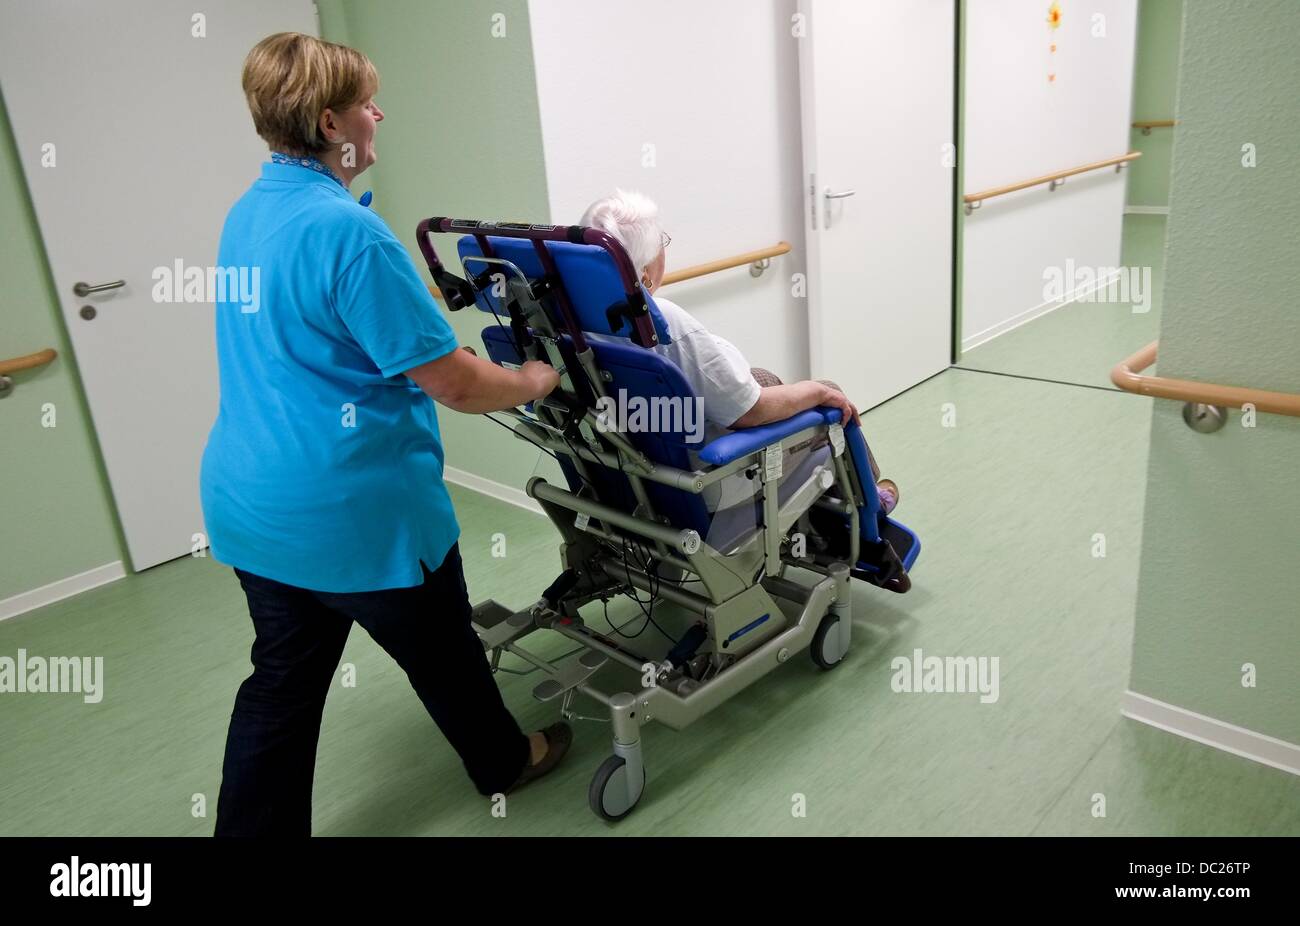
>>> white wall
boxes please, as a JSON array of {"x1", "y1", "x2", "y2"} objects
[
  {"x1": 962, "y1": 0, "x2": 1137, "y2": 349},
  {"x1": 527, "y1": 0, "x2": 808, "y2": 378}
]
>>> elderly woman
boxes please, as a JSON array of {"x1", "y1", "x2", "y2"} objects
[
  {"x1": 580, "y1": 190, "x2": 899, "y2": 516},
  {"x1": 201, "y1": 33, "x2": 570, "y2": 837}
]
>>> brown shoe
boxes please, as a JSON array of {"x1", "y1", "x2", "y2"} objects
[
  {"x1": 507, "y1": 722, "x2": 573, "y2": 794},
  {"x1": 884, "y1": 570, "x2": 912, "y2": 594}
]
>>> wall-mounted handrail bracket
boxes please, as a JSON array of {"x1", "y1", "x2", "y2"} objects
[
  {"x1": 1133, "y1": 119, "x2": 1179, "y2": 137},
  {"x1": 0, "y1": 347, "x2": 58, "y2": 399},
  {"x1": 1111, "y1": 340, "x2": 1300, "y2": 426},
  {"x1": 1183, "y1": 403, "x2": 1227, "y2": 433}
]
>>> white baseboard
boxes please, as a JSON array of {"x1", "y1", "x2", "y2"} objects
[
  {"x1": 962, "y1": 269, "x2": 1124, "y2": 352},
  {"x1": 444, "y1": 466, "x2": 544, "y2": 516},
  {"x1": 1124, "y1": 205, "x2": 1170, "y2": 216},
  {"x1": 1122, "y1": 690, "x2": 1300, "y2": 777},
  {"x1": 0, "y1": 561, "x2": 127, "y2": 622}
]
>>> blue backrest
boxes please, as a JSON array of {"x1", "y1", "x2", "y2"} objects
[
  {"x1": 480, "y1": 325, "x2": 714, "y2": 539},
  {"x1": 457, "y1": 235, "x2": 673, "y2": 345},
  {"x1": 465, "y1": 231, "x2": 713, "y2": 533}
]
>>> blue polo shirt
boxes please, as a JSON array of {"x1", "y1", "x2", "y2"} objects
[{"x1": 200, "y1": 162, "x2": 460, "y2": 592}]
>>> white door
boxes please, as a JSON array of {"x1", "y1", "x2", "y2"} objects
[
  {"x1": 797, "y1": 0, "x2": 954, "y2": 409},
  {"x1": 0, "y1": 0, "x2": 318, "y2": 570}
]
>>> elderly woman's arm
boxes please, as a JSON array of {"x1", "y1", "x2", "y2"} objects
[
  {"x1": 730, "y1": 381, "x2": 860, "y2": 430},
  {"x1": 406, "y1": 349, "x2": 558, "y2": 414}
]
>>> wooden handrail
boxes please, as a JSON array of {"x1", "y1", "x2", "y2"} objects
[
  {"x1": 1111, "y1": 340, "x2": 1300, "y2": 417},
  {"x1": 0, "y1": 348, "x2": 57, "y2": 376},
  {"x1": 661, "y1": 241, "x2": 791, "y2": 287},
  {"x1": 964, "y1": 152, "x2": 1142, "y2": 206},
  {"x1": 1132, "y1": 119, "x2": 1178, "y2": 131}
]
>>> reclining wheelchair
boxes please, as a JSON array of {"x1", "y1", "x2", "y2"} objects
[{"x1": 417, "y1": 217, "x2": 920, "y2": 820}]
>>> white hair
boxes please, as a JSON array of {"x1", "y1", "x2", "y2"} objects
[{"x1": 580, "y1": 189, "x2": 663, "y2": 275}]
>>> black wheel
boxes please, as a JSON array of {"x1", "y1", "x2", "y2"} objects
[
  {"x1": 810, "y1": 612, "x2": 844, "y2": 670},
  {"x1": 588, "y1": 755, "x2": 646, "y2": 821}
]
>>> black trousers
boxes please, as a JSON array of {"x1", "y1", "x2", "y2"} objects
[{"x1": 214, "y1": 543, "x2": 529, "y2": 836}]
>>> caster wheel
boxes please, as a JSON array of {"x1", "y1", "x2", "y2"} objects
[
  {"x1": 588, "y1": 755, "x2": 646, "y2": 821},
  {"x1": 811, "y1": 612, "x2": 845, "y2": 670}
]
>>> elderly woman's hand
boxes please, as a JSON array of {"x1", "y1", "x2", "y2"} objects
[
  {"x1": 819, "y1": 382, "x2": 861, "y2": 428},
  {"x1": 731, "y1": 379, "x2": 859, "y2": 429}
]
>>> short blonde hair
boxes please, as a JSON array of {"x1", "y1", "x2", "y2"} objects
[{"x1": 241, "y1": 32, "x2": 379, "y2": 157}]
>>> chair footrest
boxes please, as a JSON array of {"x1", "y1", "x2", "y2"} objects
[
  {"x1": 533, "y1": 649, "x2": 608, "y2": 702},
  {"x1": 473, "y1": 599, "x2": 536, "y2": 650},
  {"x1": 878, "y1": 517, "x2": 918, "y2": 564},
  {"x1": 852, "y1": 517, "x2": 920, "y2": 593},
  {"x1": 850, "y1": 565, "x2": 912, "y2": 593}
]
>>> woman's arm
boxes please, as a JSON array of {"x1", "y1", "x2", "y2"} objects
[
  {"x1": 405, "y1": 349, "x2": 558, "y2": 414},
  {"x1": 730, "y1": 381, "x2": 859, "y2": 429}
]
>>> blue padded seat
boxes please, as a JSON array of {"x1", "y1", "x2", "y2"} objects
[{"x1": 464, "y1": 230, "x2": 918, "y2": 576}]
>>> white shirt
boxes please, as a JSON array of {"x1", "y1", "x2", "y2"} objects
[
  {"x1": 651, "y1": 296, "x2": 762, "y2": 434},
  {"x1": 651, "y1": 297, "x2": 763, "y2": 512}
]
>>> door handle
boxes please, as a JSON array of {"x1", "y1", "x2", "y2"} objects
[
  {"x1": 73, "y1": 279, "x2": 125, "y2": 297},
  {"x1": 823, "y1": 188, "x2": 857, "y2": 229}
]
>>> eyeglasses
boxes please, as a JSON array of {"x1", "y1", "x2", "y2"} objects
[{"x1": 660, "y1": 231, "x2": 672, "y2": 249}]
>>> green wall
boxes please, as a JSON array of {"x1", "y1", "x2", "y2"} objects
[
  {"x1": 1128, "y1": 0, "x2": 1300, "y2": 744},
  {"x1": 320, "y1": 0, "x2": 560, "y2": 493},
  {"x1": 0, "y1": 1, "x2": 552, "y2": 606},
  {"x1": 1127, "y1": 0, "x2": 1183, "y2": 208},
  {"x1": 0, "y1": 97, "x2": 124, "y2": 601}
]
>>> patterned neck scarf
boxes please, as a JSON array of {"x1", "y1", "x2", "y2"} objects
[{"x1": 270, "y1": 151, "x2": 346, "y2": 189}]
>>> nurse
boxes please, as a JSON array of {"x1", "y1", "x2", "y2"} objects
[{"x1": 201, "y1": 32, "x2": 568, "y2": 836}]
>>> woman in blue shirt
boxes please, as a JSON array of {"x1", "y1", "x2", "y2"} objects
[{"x1": 202, "y1": 32, "x2": 566, "y2": 835}]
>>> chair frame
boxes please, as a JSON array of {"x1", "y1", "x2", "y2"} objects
[{"x1": 418, "y1": 217, "x2": 903, "y2": 820}]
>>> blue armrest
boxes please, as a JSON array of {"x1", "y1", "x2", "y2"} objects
[{"x1": 697, "y1": 408, "x2": 842, "y2": 466}]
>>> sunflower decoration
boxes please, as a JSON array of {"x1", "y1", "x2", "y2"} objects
[{"x1": 1047, "y1": 1, "x2": 1062, "y2": 83}]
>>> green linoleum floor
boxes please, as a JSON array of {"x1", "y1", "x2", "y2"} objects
[
  {"x1": 2, "y1": 365, "x2": 1298, "y2": 836},
  {"x1": 958, "y1": 213, "x2": 1167, "y2": 390}
]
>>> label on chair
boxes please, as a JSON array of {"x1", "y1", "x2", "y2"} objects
[
  {"x1": 574, "y1": 513, "x2": 590, "y2": 531},
  {"x1": 764, "y1": 443, "x2": 784, "y2": 482},
  {"x1": 829, "y1": 423, "x2": 845, "y2": 457}
]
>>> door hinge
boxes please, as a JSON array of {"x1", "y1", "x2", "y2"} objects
[{"x1": 808, "y1": 172, "x2": 818, "y2": 231}]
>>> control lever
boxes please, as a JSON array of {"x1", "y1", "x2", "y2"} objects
[
  {"x1": 540, "y1": 568, "x2": 580, "y2": 611},
  {"x1": 658, "y1": 623, "x2": 708, "y2": 680}
]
